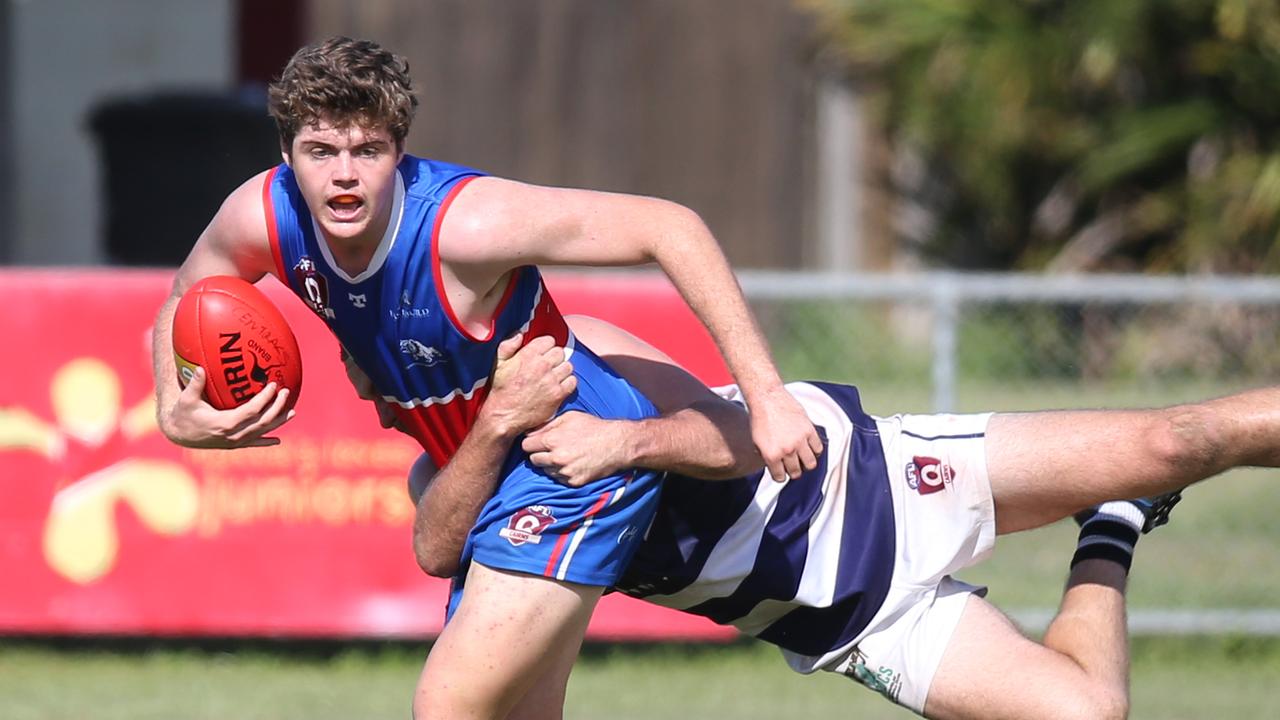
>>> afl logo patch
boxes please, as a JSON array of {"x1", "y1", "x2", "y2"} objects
[
  {"x1": 499, "y1": 505, "x2": 556, "y2": 546},
  {"x1": 905, "y1": 456, "x2": 953, "y2": 495}
]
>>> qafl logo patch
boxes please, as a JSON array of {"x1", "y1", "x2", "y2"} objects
[
  {"x1": 905, "y1": 455, "x2": 953, "y2": 495},
  {"x1": 293, "y1": 257, "x2": 335, "y2": 319},
  {"x1": 499, "y1": 505, "x2": 556, "y2": 546}
]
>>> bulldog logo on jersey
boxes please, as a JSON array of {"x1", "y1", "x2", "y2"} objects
[
  {"x1": 905, "y1": 456, "x2": 953, "y2": 495},
  {"x1": 399, "y1": 339, "x2": 446, "y2": 368},
  {"x1": 293, "y1": 257, "x2": 335, "y2": 319},
  {"x1": 499, "y1": 505, "x2": 556, "y2": 546}
]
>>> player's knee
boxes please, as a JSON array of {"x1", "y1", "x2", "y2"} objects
[
  {"x1": 1049, "y1": 686, "x2": 1128, "y2": 720},
  {"x1": 412, "y1": 678, "x2": 472, "y2": 720},
  {"x1": 1148, "y1": 405, "x2": 1228, "y2": 479},
  {"x1": 411, "y1": 693, "x2": 476, "y2": 720},
  {"x1": 1086, "y1": 685, "x2": 1130, "y2": 720},
  {"x1": 411, "y1": 689, "x2": 442, "y2": 720}
]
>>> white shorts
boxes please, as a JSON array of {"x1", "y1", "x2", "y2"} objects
[{"x1": 784, "y1": 411, "x2": 996, "y2": 714}]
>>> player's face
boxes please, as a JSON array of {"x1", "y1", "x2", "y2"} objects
[{"x1": 286, "y1": 117, "x2": 404, "y2": 247}]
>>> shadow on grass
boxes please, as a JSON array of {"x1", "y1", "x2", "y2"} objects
[
  {"x1": 0, "y1": 634, "x2": 756, "y2": 661},
  {"x1": 6, "y1": 633, "x2": 1280, "y2": 665}
]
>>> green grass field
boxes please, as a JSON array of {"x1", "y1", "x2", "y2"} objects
[{"x1": 4, "y1": 636, "x2": 1280, "y2": 719}]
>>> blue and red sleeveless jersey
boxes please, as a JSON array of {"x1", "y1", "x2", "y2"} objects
[{"x1": 261, "y1": 155, "x2": 651, "y2": 466}]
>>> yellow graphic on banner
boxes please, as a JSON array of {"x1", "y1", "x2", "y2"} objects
[
  {"x1": 0, "y1": 358, "x2": 197, "y2": 584},
  {"x1": 2, "y1": 357, "x2": 420, "y2": 585}
]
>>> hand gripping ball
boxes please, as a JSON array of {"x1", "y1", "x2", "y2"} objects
[{"x1": 172, "y1": 276, "x2": 302, "y2": 411}]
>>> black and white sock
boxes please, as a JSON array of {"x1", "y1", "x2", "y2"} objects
[{"x1": 1071, "y1": 501, "x2": 1147, "y2": 573}]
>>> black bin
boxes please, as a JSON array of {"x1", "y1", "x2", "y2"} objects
[{"x1": 89, "y1": 91, "x2": 281, "y2": 266}]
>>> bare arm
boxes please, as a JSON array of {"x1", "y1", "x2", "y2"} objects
[
  {"x1": 521, "y1": 402, "x2": 759, "y2": 487},
  {"x1": 411, "y1": 319, "x2": 764, "y2": 577},
  {"x1": 341, "y1": 347, "x2": 409, "y2": 432},
  {"x1": 412, "y1": 335, "x2": 577, "y2": 578},
  {"x1": 522, "y1": 316, "x2": 764, "y2": 487},
  {"x1": 437, "y1": 177, "x2": 822, "y2": 481},
  {"x1": 152, "y1": 171, "x2": 294, "y2": 448}
]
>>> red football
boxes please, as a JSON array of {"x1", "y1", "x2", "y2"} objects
[{"x1": 172, "y1": 276, "x2": 302, "y2": 411}]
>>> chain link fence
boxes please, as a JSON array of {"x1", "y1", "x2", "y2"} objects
[
  {"x1": 742, "y1": 272, "x2": 1280, "y2": 416},
  {"x1": 741, "y1": 271, "x2": 1280, "y2": 628}
]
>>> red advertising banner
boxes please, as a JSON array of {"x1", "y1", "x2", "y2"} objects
[{"x1": 0, "y1": 269, "x2": 734, "y2": 640}]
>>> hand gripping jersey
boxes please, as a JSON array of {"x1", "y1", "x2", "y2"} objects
[
  {"x1": 264, "y1": 155, "x2": 662, "y2": 587},
  {"x1": 615, "y1": 382, "x2": 897, "y2": 668}
]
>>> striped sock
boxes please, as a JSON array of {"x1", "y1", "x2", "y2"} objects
[{"x1": 1071, "y1": 501, "x2": 1147, "y2": 573}]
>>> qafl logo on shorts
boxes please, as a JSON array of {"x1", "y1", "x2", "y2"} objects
[
  {"x1": 905, "y1": 455, "x2": 953, "y2": 495},
  {"x1": 499, "y1": 505, "x2": 556, "y2": 546}
]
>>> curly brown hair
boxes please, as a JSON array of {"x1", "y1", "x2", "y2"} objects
[{"x1": 267, "y1": 36, "x2": 418, "y2": 152}]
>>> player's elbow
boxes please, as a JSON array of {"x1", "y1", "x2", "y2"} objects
[
  {"x1": 649, "y1": 201, "x2": 713, "y2": 257},
  {"x1": 690, "y1": 401, "x2": 762, "y2": 479},
  {"x1": 416, "y1": 555, "x2": 457, "y2": 579},
  {"x1": 663, "y1": 200, "x2": 707, "y2": 232},
  {"x1": 696, "y1": 442, "x2": 752, "y2": 480},
  {"x1": 725, "y1": 454, "x2": 766, "y2": 480},
  {"x1": 413, "y1": 533, "x2": 459, "y2": 578}
]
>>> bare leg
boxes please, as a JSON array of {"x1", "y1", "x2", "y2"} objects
[
  {"x1": 413, "y1": 562, "x2": 601, "y2": 720},
  {"x1": 919, "y1": 390, "x2": 1275, "y2": 717},
  {"x1": 925, "y1": 560, "x2": 1130, "y2": 720},
  {"x1": 986, "y1": 386, "x2": 1280, "y2": 534},
  {"x1": 1038, "y1": 560, "x2": 1131, "y2": 717},
  {"x1": 501, "y1": 621, "x2": 580, "y2": 720},
  {"x1": 415, "y1": 626, "x2": 576, "y2": 720}
]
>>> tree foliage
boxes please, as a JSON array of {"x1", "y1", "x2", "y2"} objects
[{"x1": 808, "y1": 0, "x2": 1280, "y2": 271}]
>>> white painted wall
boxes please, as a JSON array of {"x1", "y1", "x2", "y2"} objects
[{"x1": 12, "y1": 0, "x2": 233, "y2": 265}]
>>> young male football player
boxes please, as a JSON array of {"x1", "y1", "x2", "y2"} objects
[
  {"x1": 412, "y1": 315, "x2": 1276, "y2": 720},
  {"x1": 150, "y1": 36, "x2": 821, "y2": 718}
]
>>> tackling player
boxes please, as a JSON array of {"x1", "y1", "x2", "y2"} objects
[
  {"x1": 150, "y1": 36, "x2": 821, "y2": 719},
  {"x1": 412, "y1": 316, "x2": 1280, "y2": 719}
]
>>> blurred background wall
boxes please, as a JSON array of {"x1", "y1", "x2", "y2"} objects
[
  {"x1": 0, "y1": 1, "x2": 10, "y2": 266},
  {"x1": 8, "y1": 0, "x2": 235, "y2": 266},
  {"x1": 9, "y1": 2, "x2": 1273, "y2": 274},
  {"x1": 1, "y1": 0, "x2": 881, "y2": 271},
  {"x1": 309, "y1": 0, "x2": 822, "y2": 269}
]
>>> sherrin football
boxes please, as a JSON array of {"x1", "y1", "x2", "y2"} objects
[{"x1": 172, "y1": 276, "x2": 302, "y2": 411}]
